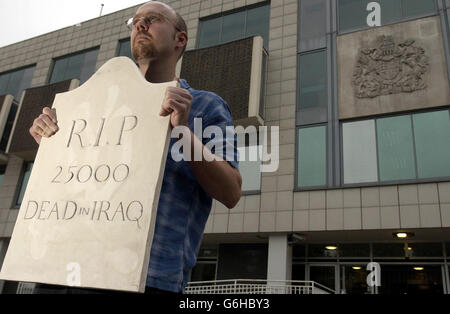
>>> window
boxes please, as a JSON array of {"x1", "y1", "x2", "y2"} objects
[
  {"x1": 413, "y1": 111, "x2": 450, "y2": 178},
  {"x1": 342, "y1": 109, "x2": 450, "y2": 185},
  {"x1": 198, "y1": 3, "x2": 270, "y2": 49},
  {"x1": 15, "y1": 162, "x2": 33, "y2": 207},
  {"x1": 0, "y1": 103, "x2": 18, "y2": 152},
  {"x1": 376, "y1": 115, "x2": 416, "y2": 182},
  {"x1": 0, "y1": 66, "x2": 35, "y2": 100},
  {"x1": 372, "y1": 243, "x2": 405, "y2": 257},
  {"x1": 49, "y1": 48, "x2": 99, "y2": 84},
  {"x1": 299, "y1": 0, "x2": 327, "y2": 51},
  {"x1": 238, "y1": 131, "x2": 262, "y2": 193},
  {"x1": 297, "y1": 125, "x2": 327, "y2": 188},
  {"x1": 338, "y1": 0, "x2": 437, "y2": 33},
  {"x1": 238, "y1": 145, "x2": 261, "y2": 193},
  {"x1": 343, "y1": 120, "x2": 378, "y2": 184},
  {"x1": 298, "y1": 50, "x2": 328, "y2": 110},
  {"x1": 118, "y1": 39, "x2": 134, "y2": 60}
]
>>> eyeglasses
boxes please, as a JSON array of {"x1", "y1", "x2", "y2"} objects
[{"x1": 125, "y1": 13, "x2": 182, "y2": 32}]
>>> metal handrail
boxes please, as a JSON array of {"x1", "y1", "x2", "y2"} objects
[{"x1": 185, "y1": 279, "x2": 335, "y2": 294}]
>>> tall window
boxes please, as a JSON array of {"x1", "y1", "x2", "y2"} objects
[
  {"x1": 342, "y1": 109, "x2": 450, "y2": 185},
  {"x1": 237, "y1": 131, "x2": 262, "y2": 194},
  {"x1": 296, "y1": 0, "x2": 330, "y2": 190},
  {"x1": 15, "y1": 162, "x2": 34, "y2": 207},
  {"x1": 297, "y1": 125, "x2": 327, "y2": 188},
  {"x1": 198, "y1": 3, "x2": 270, "y2": 49},
  {"x1": 0, "y1": 66, "x2": 35, "y2": 100},
  {"x1": 297, "y1": 50, "x2": 328, "y2": 110},
  {"x1": 49, "y1": 48, "x2": 99, "y2": 84},
  {"x1": 118, "y1": 39, "x2": 134, "y2": 60},
  {"x1": 339, "y1": 0, "x2": 437, "y2": 33}
]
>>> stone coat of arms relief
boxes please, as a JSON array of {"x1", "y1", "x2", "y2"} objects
[{"x1": 352, "y1": 35, "x2": 429, "y2": 98}]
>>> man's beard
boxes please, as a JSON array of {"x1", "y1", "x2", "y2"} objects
[{"x1": 132, "y1": 40, "x2": 157, "y2": 61}]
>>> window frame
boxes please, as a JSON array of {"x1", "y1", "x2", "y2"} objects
[
  {"x1": 295, "y1": 123, "x2": 329, "y2": 191},
  {"x1": 48, "y1": 47, "x2": 100, "y2": 85},
  {"x1": 339, "y1": 107, "x2": 450, "y2": 189},
  {"x1": 296, "y1": 48, "x2": 329, "y2": 126},
  {"x1": 0, "y1": 64, "x2": 36, "y2": 100},
  {"x1": 196, "y1": 1, "x2": 271, "y2": 50},
  {"x1": 337, "y1": 0, "x2": 439, "y2": 35}
]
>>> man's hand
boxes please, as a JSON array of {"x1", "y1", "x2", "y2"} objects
[
  {"x1": 160, "y1": 78, "x2": 193, "y2": 128},
  {"x1": 29, "y1": 107, "x2": 59, "y2": 145}
]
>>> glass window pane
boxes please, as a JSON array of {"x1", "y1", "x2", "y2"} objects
[
  {"x1": 373, "y1": 243, "x2": 405, "y2": 257},
  {"x1": 297, "y1": 126, "x2": 327, "y2": 188},
  {"x1": 6, "y1": 70, "x2": 23, "y2": 100},
  {"x1": 238, "y1": 146, "x2": 261, "y2": 192},
  {"x1": 379, "y1": 0, "x2": 402, "y2": 24},
  {"x1": 338, "y1": 244, "x2": 370, "y2": 258},
  {"x1": 50, "y1": 58, "x2": 68, "y2": 84},
  {"x1": 343, "y1": 265, "x2": 369, "y2": 294},
  {"x1": 198, "y1": 18, "x2": 222, "y2": 48},
  {"x1": 293, "y1": 244, "x2": 306, "y2": 258},
  {"x1": 308, "y1": 244, "x2": 338, "y2": 258},
  {"x1": 298, "y1": 50, "x2": 327, "y2": 109},
  {"x1": 16, "y1": 66, "x2": 35, "y2": 100},
  {"x1": 299, "y1": 0, "x2": 327, "y2": 51},
  {"x1": 292, "y1": 264, "x2": 306, "y2": 281},
  {"x1": 16, "y1": 162, "x2": 34, "y2": 207},
  {"x1": 309, "y1": 265, "x2": 336, "y2": 291},
  {"x1": 406, "y1": 243, "x2": 443, "y2": 257},
  {"x1": 413, "y1": 110, "x2": 450, "y2": 179},
  {"x1": 190, "y1": 263, "x2": 216, "y2": 282},
  {"x1": 0, "y1": 74, "x2": 9, "y2": 96},
  {"x1": 64, "y1": 53, "x2": 84, "y2": 81},
  {"x1": 343, "y1": 120, "x2": 378, "y2": 184},
  {"x1": 339, "y1": 0, "x2": 368, "y2": 32},
  {"x1": 376, "y1": 115, "x2": 416, "y2": 182},
  {"x1": 79, "y1": 49, "x2": 99, "y2": 84},
  {"x1": 119, "y1": 39, "x2": 133, "y2": 59},
  {"x1": 246, "y1": 5, "x2": 270, "y2": 49},
  {"x1": 221, "y1": 11, "x2": 246, "y2": 44},
  {"x1": 402, "y1": 0, "x2": 436, "y2": 17}
]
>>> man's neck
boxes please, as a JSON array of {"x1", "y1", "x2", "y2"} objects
[{"x1": 138, "y1": 58, "x2": 176, "y2": 83}]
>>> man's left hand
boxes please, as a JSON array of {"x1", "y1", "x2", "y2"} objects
[{"x1": 160, "y1": 78, "x2": 193, "y2": 128}]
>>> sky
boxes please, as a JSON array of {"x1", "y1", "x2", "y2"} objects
[{"x1": 0, "y1": 0, "x2": 147, "y2": 48}]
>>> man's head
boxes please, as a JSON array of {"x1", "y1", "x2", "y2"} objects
[{"x1": 129, "y1": 1, "x2": 188, "y2": 63}]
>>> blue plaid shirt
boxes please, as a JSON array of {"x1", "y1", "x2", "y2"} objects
[{"x1": 146, "y1": 79, "x2": 239, "y2": 293}]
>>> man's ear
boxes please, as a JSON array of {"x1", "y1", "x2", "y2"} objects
[{"x1": 176, "y1": 31, "x2": 188, "y2": 49}]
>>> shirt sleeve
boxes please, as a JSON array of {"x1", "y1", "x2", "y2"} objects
[{"x1": 200, "y1": 94, "x2": 239, "y2": 170}]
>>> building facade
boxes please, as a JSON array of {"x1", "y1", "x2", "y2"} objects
[{"x1": 0, "y1": 0, "x2": 450, "y2": 294}]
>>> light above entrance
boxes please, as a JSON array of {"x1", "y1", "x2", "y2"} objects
[
  {"x1": 325, "y1": 246, "x2": 337, "y2": 250},
  {"x1": 393, "y1": 232, "x2": 414, "y2": 239},
  {"x1": 413, "y1": 267, "x2": 424, "y2": 271}
]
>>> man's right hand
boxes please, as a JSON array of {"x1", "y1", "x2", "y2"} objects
[{"x1": 29, "y1": 107, "x2": 59, "y2": 145}]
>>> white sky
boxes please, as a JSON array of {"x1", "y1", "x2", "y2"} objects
[{"x1": 0, "y1": 0, "x2": 147, "y2": 48}]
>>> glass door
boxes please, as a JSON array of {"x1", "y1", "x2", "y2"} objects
[
  {"x1": 340, "y1": 264, "x2": 373, "y2": 294},
  {"x1": 307, "y1": 264, "x2": 338, "y2": 293}
]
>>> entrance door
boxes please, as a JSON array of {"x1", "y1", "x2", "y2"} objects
[
  {"x1": 307, "y1": 264, "x2": 338, "y2": 293},
  {"x1": 340, "y1": 264, "x2": 373, "y2": 294}
]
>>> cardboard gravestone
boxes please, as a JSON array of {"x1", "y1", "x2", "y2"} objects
[{"x1": 0, "y1": 57, "x2": 176, "y2": 293}]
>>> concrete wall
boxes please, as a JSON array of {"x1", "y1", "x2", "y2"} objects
[{"x1": 206, "y1": 182, "x2": 450, "y2": 233}]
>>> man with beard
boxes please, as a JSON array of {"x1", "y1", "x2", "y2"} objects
[{"x1": 30, "y1": 1, "x2": 242, "y2": 295}]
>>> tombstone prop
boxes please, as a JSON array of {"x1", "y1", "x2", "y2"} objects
[{"x1": 0, "y1": 57, "x2": 175, "y2": 293}]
